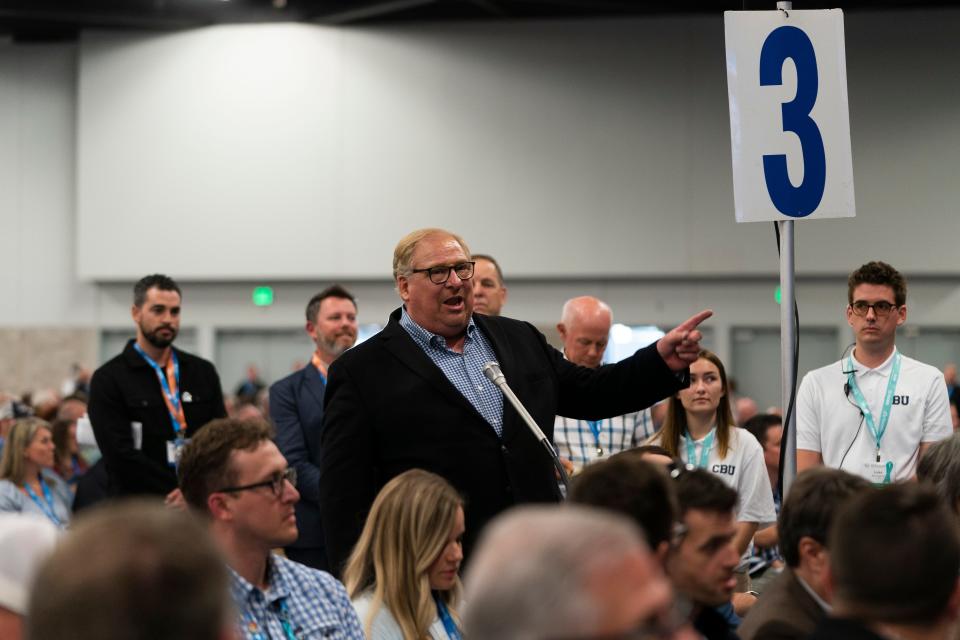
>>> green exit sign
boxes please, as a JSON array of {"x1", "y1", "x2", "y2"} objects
[{"x1": 252, "y1": 286, "x2": 274, "y2": 306}]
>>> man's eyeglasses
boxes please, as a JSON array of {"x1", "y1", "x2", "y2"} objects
[
  {"x1": 217, "y1": 468, "x2": 297, "y2": 498},
  {"x1": 410, "y1": 261, "x2": 475, "y2": 285},
  {"x1": 850, "y1": 300, "x2": 898, "y2": 317}
]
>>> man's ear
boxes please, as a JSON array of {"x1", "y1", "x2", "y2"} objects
[
  {"x1": 896, "y1": 304, "x2": 907, "y2": 327},
  {"x1": 131, "y1": 304, "x2": 141, "y2": 324},
  {"x1": 557, "y1": 323, "x2": 567, "y2": 340},
  {"x1": 207, "y1": 493, "x2": 232, "y2": 521},
  {"x1": 397, "y1": 276, "x2": 410, "y2": 302}
]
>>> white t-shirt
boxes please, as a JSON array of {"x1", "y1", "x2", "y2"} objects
[
  {"x1": 796, "y1": 348, "x2": 952, "y2": 482},
  {"x1": 650, "y1": 427, "x2": 776, "y2": 527}
]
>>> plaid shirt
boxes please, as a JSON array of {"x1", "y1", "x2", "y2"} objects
[
  {"x1": 399, "y1": 306, "x2": 504, "y2": 436},
  {"x1": 230, "y1": 553, "x2": 364, "y2": 640},
  {"x1": 553, "y1": 409, "x2": 656, "y2": 469}
]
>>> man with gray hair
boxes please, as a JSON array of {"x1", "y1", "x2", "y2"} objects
[
  {"x1": 554, "y1": 296, "x2": 657, "y2": 472},
  {"x1": 463, "y1": 505, "x2": 695, "y2": 640}
]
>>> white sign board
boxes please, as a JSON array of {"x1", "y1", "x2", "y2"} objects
[{"x1": 725, "y1": 9, "x2": 855, "y2": 223}]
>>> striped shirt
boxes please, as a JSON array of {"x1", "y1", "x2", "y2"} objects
[
  {"x1": 553, "y1": 408, "x2": 657, "y2": 470},
  {"x1": 399, "y1": 306, "x2": 504, "y2": 436}
]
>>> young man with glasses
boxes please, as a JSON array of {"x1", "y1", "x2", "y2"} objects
[
  {"x1": 177, "y1": 418, "x2": 364, "y2": 640},
  {"x1": 319, "y1": 227, "x2": 713, "y2": 576},
  {"x1": 796, "y1": 261, "x2": 951, "y2": 483}
]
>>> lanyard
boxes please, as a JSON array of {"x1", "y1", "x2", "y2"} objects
[
  {"x1": 584, "y1": 419, "x2": 608, "y2": 457},
  {"x1": 23, "y1": 476, "x2": 63, "y2": 528},
  {"x1": 846, "y1": 352, "x2": 901, "y2": 462},
  {"x1": 310, "y1": 352, "x2": 328, "y2": 386},
  {"x1": 684, "y1": 428, "x2": 716, "y2": 469},
  {"x1": 435, "y1": 595, "x2": 463, "y2": 640},
  {"x1": 134, "y1": 343, "x2": 188, "y2": 438},
  {"x1": 241, "y1": 600, "x2": 297, "y2": 640}
]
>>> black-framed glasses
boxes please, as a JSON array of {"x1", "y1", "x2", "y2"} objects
[
  {"x1": 217, "y1": 468, "x2": 297, "y2": 498},
  {"x1": 410, "y1": 261, "x2": 475, "y2": 285},
  {"x1": 850, "y1": 300, "x2": 898, "y2": 317}
]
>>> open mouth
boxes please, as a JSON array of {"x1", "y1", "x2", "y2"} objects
[{"x1": 443, "y1": 295, "x2": 465, "y2": 310}]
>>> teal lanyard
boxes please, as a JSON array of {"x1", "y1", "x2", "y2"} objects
[
  {"x1": 24, "y1": 476, "x2": 63, "y2": 528},
  {"x1": 435, "y1": 595, "x2": 463, "y2": 640},
  {"x1": 846, "y1": 351, "x2": 901, "y2": 463},
  {"x1": 585, "y1": 419, "x2": 607, "y2": 457},
  {"x1": 241, "y1": 600, "x2": 296, "y2": 640},
  {"x1": 684, "y1": 428, "x2": 716, "y2": 469}
]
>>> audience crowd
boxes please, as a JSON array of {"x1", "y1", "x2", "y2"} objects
[{"x1": 2, "y1": 241, "x2": 960, "y2": 640}]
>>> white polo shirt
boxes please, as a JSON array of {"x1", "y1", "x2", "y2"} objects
[
  {"x1": 649, "y1": 427, "x2": 776, "y2": 527},
  {"x1": 796, "y1": 348, "x2": 951, "y2": 482}
]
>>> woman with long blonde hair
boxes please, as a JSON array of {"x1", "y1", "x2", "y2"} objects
[
  {"x1": 0, "y1": 417, "x2": 72, "y2": 527},
  {"x1": 344, "y1": 469, "x2": 464, "y2": 640},
  {"x1": 648, "y1": 349, "x2": 775, "y2": 554}
]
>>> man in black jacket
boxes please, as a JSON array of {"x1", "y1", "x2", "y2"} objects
[
  {"x1": 319, "y1": 228, "x2": 710, "y2": 575},
  {"x1": 88, "y1": 274, "x2": 226, "y2": 503}
]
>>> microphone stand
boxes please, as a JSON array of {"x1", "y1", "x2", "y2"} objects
[{"x1": 483, "y1": 362, "x2": 571, "y2": 495}]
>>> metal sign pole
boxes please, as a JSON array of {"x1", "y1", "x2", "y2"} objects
[
  {"x1": 779, "y1": 219, "x2": 797, "y2": 497},
  {"x1": 776, "y1": 0, "x2": 798, "y2": 498}
]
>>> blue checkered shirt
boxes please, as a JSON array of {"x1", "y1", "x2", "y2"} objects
[
  {"x1": 399, "y1": 306, "x2": 504, "y2": 436},
  {"x1": 229, "y1": 553, "x2": 364, "y2": 640}
]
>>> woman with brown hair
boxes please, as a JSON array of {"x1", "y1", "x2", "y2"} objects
[
  {"x1": 648, "y1": 349, "x2": 775, "y2": 554},
  {"x1": 343, "y1": 469, "x2": 464, "y2": 640}
]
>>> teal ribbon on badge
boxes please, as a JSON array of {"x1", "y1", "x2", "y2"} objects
[
  {"x1": 684, "y1": 428, "x2": 716, "y2": 469},
  {"x1": 846, "y1": 351, "x2": 901, "y2": 463},
  {"x1": 883, "y1": 461, "x2": 894, "y2": 485}
]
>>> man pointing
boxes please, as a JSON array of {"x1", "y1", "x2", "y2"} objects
[{"x1": 319, "y1": 228, "x2": 711, "y2": 574}]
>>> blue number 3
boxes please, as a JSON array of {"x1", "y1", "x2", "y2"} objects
[{"x1": 759, "y1": 26, "x2": 826, "y2": 218}]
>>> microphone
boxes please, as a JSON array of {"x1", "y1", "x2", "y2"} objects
[{"x1": 483, "y1": 362, "x2": 571, "y2": 494}]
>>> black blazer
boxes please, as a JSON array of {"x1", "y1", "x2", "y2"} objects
[
  {"x1": 88, "y1": 340, "x2": 226, "y2": 497},
  {"x1": 270, "y1": 364, "x2": 327, "y2": 552},
  {"x1": 318, "y1": 309, "x2": 686, "y2": 575}
]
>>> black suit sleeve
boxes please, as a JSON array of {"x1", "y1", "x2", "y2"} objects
[
  {"x1": 318, "y1": 360, "x2": 378, "y2": 578},
  {"x1": 270, "y1": 377, "x2": 321, "y2": 506},
  {"x1": 88, "y1": 368, "x2": 180, "y2": 495},
  {"x1": 550, "y1": 339, "x2": 686, "y2": 421}
]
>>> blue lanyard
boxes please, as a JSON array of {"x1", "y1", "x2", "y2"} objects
[
  {"x1": 435, "y1": 595, "x2": 463, "y2": 640},
  {"x1": 684, "y1": 428, "x2": 716, "y2": 469},
  {"x1": 133, "y1": 343, "x2": 186, "y2": 438},
  {"x1": 24, "y1": 476, "x2": 63, "y2": 528},
  {"x1": 584, "y1": 419, "x2": 608, "y2": 457},
  {"x1": 847, "y1": 352, "x2": 901, "y2": 463}
]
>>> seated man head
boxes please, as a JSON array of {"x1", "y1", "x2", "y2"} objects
[
  {"x1": 667, "y1": 467, "x2": 740, "y2": 608},
  {"x1": 463, "y1": 505, "x2": 694, "y2": 640},
  {"x1": 27, "y1": 501, "x2": 230, "y2": 640},
  {"x1": 569, "y1": 455, "x2": 677, "y2": 563},
  {"x1": 779, "y1": 468, "x2": 871, "y2": 602},
  {"x1": 828, "y1": 483, "x2": 960, "y2": 636}
]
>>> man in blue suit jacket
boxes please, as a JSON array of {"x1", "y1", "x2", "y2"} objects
[{"x1": 269, "y1": 285, "x2": 358, "y2": 571}]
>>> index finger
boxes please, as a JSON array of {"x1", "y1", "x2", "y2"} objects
[{"x1": 674, "y1": 309, "x2": 713, "y2": 333}]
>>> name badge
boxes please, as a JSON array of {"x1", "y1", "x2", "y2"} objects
[
  {"x1": 863, "y1": 460, "x2": 895, "y2": 486},
  {"x1": 167, "y1": 438, "x2": 190, "y2": 467}
]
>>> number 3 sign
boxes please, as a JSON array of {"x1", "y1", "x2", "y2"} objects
[{"x1": 725, "y1": 10, "x2": 855, "y2": 223}]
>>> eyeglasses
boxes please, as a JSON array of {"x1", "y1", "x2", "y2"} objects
[
  {"x1": 850, "y1": 300, "x2": 898, "y2": 317},
  {"x1": 217, "y1": 468, "x2": 297, "y2": 498},
  {"x1": 410, "y1": 261, "x2": 475, "y2": 285}
]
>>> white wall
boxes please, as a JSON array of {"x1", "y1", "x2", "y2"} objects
[
  {"x1": 1, "y1": 11, "x2": 960, "y2": 392},
  {"x1": 76, "y1": 11, "x2": 960, "y2": 281}
]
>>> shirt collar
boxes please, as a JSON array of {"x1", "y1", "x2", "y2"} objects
[
  {"x1": 852, "y1": 347, "x2": 898, "y2": 379},
  {"x1": 795, "y1": 572, "x2": 832, "y2": 613},
  {"x1": 399, "y1": 305, "x2": 476, "y2": 349},
  {"x1": 228, "y1": 554, "x2": 292, "y2": 607}
]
